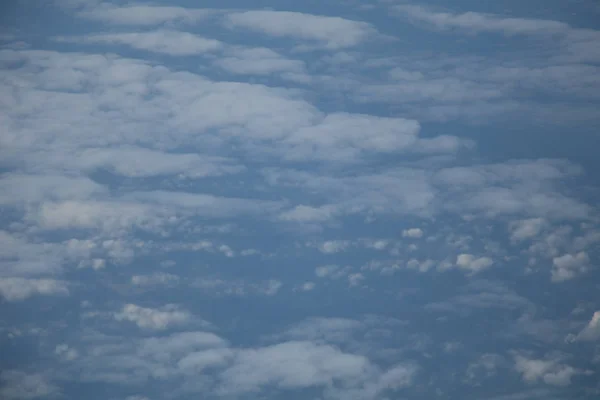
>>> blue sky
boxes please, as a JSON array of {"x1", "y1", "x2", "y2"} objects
[{"x1": 1, "y1": 1, "x2": 600, "y2": 399}]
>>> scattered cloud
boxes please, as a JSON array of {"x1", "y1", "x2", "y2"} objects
[
  {"x1": 0, "y1": 278, "x2": 69, "y2": 302},
  {"x1": 2, "y1": 1, "x2": 600, "y2": 399},
  {"x1": 573, "y1": 311, "x2": 600, "y2": 341},
  {"x1": 513, "y1": 353, "x2": 586, "y2": 386},
  {"x1": 113, "y1": 304, "x2": 191, "y2": 330},
  {"x1": 0, "y1": 370, "x2": 59, "y2": 400},
  {"x1": 56, "y1": 31, "x2": 223, "y2": 56},
  {"x1": 551, "y1": 252, "x2": 590, "y2": 282},
  {"x1": 224, "y1": 11, "x2": 376, "y2": 49},
  {"x1": 402, "y1": 228, "x2": 423, "y2": 238}
]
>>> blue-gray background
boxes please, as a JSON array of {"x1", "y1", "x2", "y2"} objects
[{"x1": 1, "y1": 1, "x2": 599, "y2": 399}]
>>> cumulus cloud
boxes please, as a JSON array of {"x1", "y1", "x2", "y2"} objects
[
  {"x1": 551, "y1": 252, "x2": 590, "y2": 282},
  {"x1": 319, "y1": 240, "x2": 350, "y2": 254},
  {"x1": 193, "y1": 278, "x2": 282, "y2": 297},
  {"x1": 395, "y1": 5, "x2": 569, "y2": 36},
  {"x1": 113, "y1": 304, "x2": 191, "y2": 330},
  {"x1": 509, "y1": 218, "x2": 547, "y2": 242},
  {"x1": 0, "y1": 278, "x2": 69, "y2": 302},
  {"x1": 215, "y1": 47, "x2": 307, "y2": 77},
  {"x1": 573, "y1": 311, "x2": 600, "y2": 341},
  {"x1": 56, "y1": 31, "x2": 223, "y2": 56},
  {"x1": 131, "y1": 273, "x2": 180, "y2": 287},
  {"x1": 224, "y1": 11, "x2": 376, "y2": 49},
  {"x1": 402, "y1": 228, "x2": 423, "y2": 238},
  {"x1": 76, "y1": 4, "x2": 214, "y2": 26},
  {"x1": 514, "y1": 354, "x2": 583, "y2": 386},
  {"x1": 0, "y1": 370, "x2": 59, "y2": 400},
  {"x1": 455, "y1": 254, "x2": 494, "y2": 274}
]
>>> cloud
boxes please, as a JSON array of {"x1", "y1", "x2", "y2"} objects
[
  {"x1": 395, "y1": 5, "x2": 569, "y2": 36},
  {"x1": 513, "y1": 354, "x2": 583, "y2": 386},
  {"x1": 57, "y1": 31, "x2": 223, "y2": 56},
  {"x1": 224, "y1": 11, "x2": 376, "y2": 49},
  {"x1": 67, "y1": 147, "x2": 244, "y2": 178},
  {"x1": 573, "y1": 311, "x2": 600, "y2": 341},
  {"x1": 193, "y1": 278, "x2": 282, "y2": 297},
  {"x1": 217, "y1": 341, "x2": 372, "y2": 393},
  {"x1": 551, "y1": 252, "x2": 590, "y2": 282},
  {"x1": 509, "y1": 218, "x2": 547, "y2": 242},
  {"x1": 0, "y1": 278, "x2": 69, "y2": 302},
  {"x1": 113, "y1": 304, "x2": 191, "y2": 330},
  {"x1": 402, "y1": 228, "x2": 423, "y2": 238},
  {"x1": 319, "y1": 240, "x2": 350, "y2": 254},
  {"x1": 215, "y1": 47, "x2": 307, "y2": 77},
  {"x1": 76, "y1": 4, "x2": 214, "y2": 26},
  {"x1": 315, "y1": 265, "x2": 350, "y2": 280},
  {"x1": 426, "y1": 280, "x2": 534, "y2": 314},
  {"x1": 55, "y1": 344, "x2": 79, "y2": 361},
  {"x1": 131, "y1": 273, "x2": 180, "y2": 287},
  {"x1": 455, "y1": 254, "x2": 494, "y2": 274},
  {"x1": 0, "y1": 370, "x2": 59, "y2": 400}
]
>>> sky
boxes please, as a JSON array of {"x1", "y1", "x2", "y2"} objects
[{"x1": 1, "y1": 0, "x2": 600, "y2": 399}]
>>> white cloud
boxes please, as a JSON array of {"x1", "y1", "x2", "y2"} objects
[
  {"x1": 0, "y1": 174, "x2": 105, "y2": 206},
  {"x1": 574, "y1": 311, "x2": 600, "y2": 341},
  {"x1": 279, "y1": 205, "x2": 338, "y2": 223},
  {"x1": 113, "y1": 304, "x2": 191, "y2": 330},
  {"x1": 215, "y1": 47, "x2": 307, "y2": 76},
  {"x1": 514, "y1": 354, "x2": 582, "y2": 386},
  {"x1": 77, "y1": 4, "x2": 213, "y2": 26},
  {"x1": 57, "y1": 31, "x2": 222, "y2": 56},
  {"x1": 395, "y1": 5, "x2": 569, "y2": 36},
  {"x1": 509, "y1": 218, "x2": 547, "y2": 242},
  {"x1": 218, "y1": 341, "x2": 373, "y2": 393},
  {"x1": 282, "y1": 317, "x2": 362, "y2": 343},
  {"x1": 551, "y1": 252, "x2": 589, "y2": 282},
  {"x1": 55, "y1": 344, "x2": 78, "y2": 361},
  {"x1": 319, "y1": 240, "x2": 350, "y2": 254},
  {"x1": 0, "y1": 370, "x2": 59, "y2": 400},
  {"x1": 193, "y1": 278, "x2": 282, "y2": 297},
  {"x1": 348, "y1": 273, "x2": 365, "y2": 287},
  {"x1": 0, "y1": 278, "x2": 69, "y2": 302},
  {"x1": 406, "y1": 259, "x2": 435, "y2": 273},
  {"x1": 402, "y1": 228, "x2": 423, "y2": 238},
  {"x1": 224, "y1": 11, "x2": 375, "y2": 49},
  {"x1": 131, "y1": 273, "x2": 180, "y2": 287},
  {"x1": 70, "y1": 147, "x2": 243, "y2": 178},
  {"x1": 297, "y1": 282, "x2": 315, "y2": 292},
  {"x1": 455, "y1": 254, "x2": 494, "y2": 273},
  {"x1": 315, "y1": 265, "x2": 350, "y2": 280},
  {"x1": 283, "y1": 113, "x2": 421, "y2": 161}
]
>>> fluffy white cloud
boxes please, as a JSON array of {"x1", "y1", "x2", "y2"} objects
[
  {"x1": 509, "y1": 218, "x2": 547, "y2": 242},
  {"x1": 514, "y1": 354, "x2": 582, "y2": 386},
  {"x1": 0, "y1": 371, "x2": 59, "y2": 400},
  {"x1": 224, "y1": 11, "x2": 375, "y2": 49},
  {"x1": 114, "y1": 304, "x2": 191, "y2": 330},
  {"x1": 57, "y1": 31, "x2": 223, "y2": 56},
  {"x1": 0, "y1": 278, "x2": 69, "y2": 302},
  {"x1": 218, "y1": 341, "x2": 373, "y2": 393},
  {"x1": 76, "y1": 4, "x2": 213, "y2": 26},
  {"x1": 402, "y1": 228, "x2": 423, "y2": 238},
  {"x1": 193, "y1": 278, "x2": 282, "y2": 297},
  {"x1": 315, "y1": 265, "x2": 350, "y2": 280},
  {"x1": 215, "y1": 47, "x2": 307, "y2": 77},
  {"x1": 319, "y1": 240, "x2": 350, "y2": 254},
  {"x1": 131, "y1": 273, "x2": 180, "y2": 287},
  {"x1": 574, "y1": 311, "x2": 600, "y2": 341},
  {"x1": 551, "y1": 252, "x2": 589, "y2": 282},
  {"x1": 455, "y1": 254, "x2": 494, "y2": 273},
  {"x1": 396, "y1": 5, "x2": 569, "y2": 36}
]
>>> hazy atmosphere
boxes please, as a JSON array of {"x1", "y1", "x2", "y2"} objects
[{"x1": 1, "y1": 0, "x2": 599, "y2": 399}]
